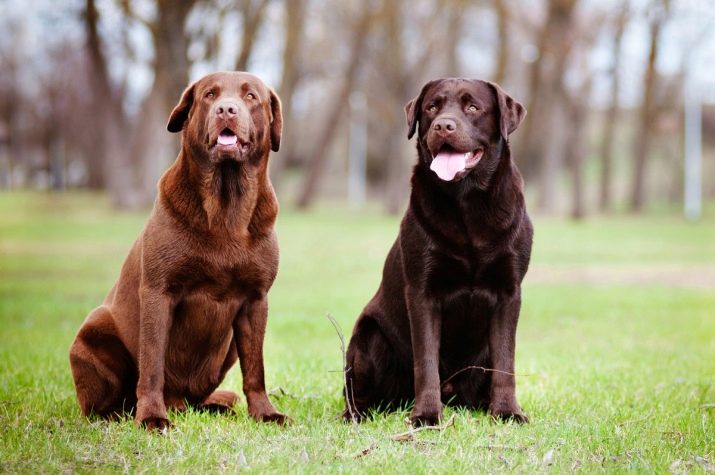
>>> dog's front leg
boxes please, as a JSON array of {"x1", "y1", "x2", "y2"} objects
[
  {"x1": 234, "y1": 296, "x2": 288, "y2": 424},
  {"x1": 406, "y1": 286, "x2": 443, "y2": 426},
  {"x1": 135, "y1": 286, "x2": 172, "y2": 430},
  {"x1": 488, "y1": 288, "x2": 528, "y2": 423}
]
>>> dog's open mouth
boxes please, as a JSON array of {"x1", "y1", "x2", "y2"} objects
[
  {"x1": 430, "y1": 145, "x2": 484, "y2": 181},
  {"x1": 217, "y1": 128, "x2": 238, "y2": 146},
  {"x1": 213, "y1": 128, "x2": 250, "y2": 156}
]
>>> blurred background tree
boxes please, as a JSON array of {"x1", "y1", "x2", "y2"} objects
[{"x1": 1, "y1": 0, "x2": 714, "y2": 218}]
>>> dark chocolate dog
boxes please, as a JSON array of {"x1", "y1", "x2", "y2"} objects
[{"x1": 343, "y1": 78, "x2": 531, "y2": 425}]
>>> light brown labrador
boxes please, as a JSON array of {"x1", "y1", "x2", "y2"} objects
[{"x1": 69, "y1": 71, "x2": 288, "y2": 430}]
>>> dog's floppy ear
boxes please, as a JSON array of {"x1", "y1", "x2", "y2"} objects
[
  {"x1": 269, "y1": 88, "x2": 283, "y2": 152},
  {"x1": 167, "y1": 82, "x2": 196, "y2": 133},
  {"x1": 487, "y1": 81, "x2": 526, "y2": 140},
  {"x1": 405, "y1": 80, "x2": 439, "y2": 140}
]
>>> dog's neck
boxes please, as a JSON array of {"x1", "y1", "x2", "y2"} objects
[{"x1": 160, "y1": 149, "x2": 277, "y2": 240}]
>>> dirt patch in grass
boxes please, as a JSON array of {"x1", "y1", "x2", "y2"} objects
[{"x1": 529, "y1": 264, "x2": 715, "y2": 290}]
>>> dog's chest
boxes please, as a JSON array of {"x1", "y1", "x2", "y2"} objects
[
  {"x1": 426, "y1": 250, "x2": 516, "y2": 309},
  {"x1": 166, "y1": 251, "x2": 276, "y2": 300}
]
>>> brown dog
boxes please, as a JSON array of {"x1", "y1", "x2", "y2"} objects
[
  {"x1": 69, "y1": 71, "x2": 288, "y2": 429},
  {"x1": 343, "y1": 78, "x2": 531, "y2": 426}
]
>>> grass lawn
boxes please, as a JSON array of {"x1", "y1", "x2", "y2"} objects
[{"x1": 1, "y1": 191, "x2": 713, "y2": 473}]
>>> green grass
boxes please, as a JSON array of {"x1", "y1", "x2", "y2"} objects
[{"x1": 1, "y1": 191, "x2": 714, "y2": 473}]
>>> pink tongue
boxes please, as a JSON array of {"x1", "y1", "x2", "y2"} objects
[
  {"x1": 218, "y1": 134, "x2": 238, "y2": 146},
  {"x1": 430, "y1": 151, "x2": 466, "y2": 181}
]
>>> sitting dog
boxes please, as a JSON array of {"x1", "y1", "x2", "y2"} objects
[
  {"x1": 343, "y1": 78, "x2": 531, "y2": 425},
  {"x1": 69, "y1": 71, "x2": 288, "y2": 430}
]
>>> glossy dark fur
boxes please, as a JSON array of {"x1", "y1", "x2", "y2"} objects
[
  {"x1": 69, "y1": 72, "x2": 288, "y2": 430},
  {"x1": 343, "y1": 78, "x2": 532, "y2": 426}
]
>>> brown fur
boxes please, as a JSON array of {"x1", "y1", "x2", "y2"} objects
[
  {"x1": 343, "y1": 78, "x2": 531, "y2": 426},
  {"x1": 69, "y1": 71, "x2": 288, "y2": 430}
]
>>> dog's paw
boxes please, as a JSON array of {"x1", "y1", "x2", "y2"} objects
[
  {"x1": 488, "y1": 403, "x2": 529, "y2": 424},
  {"x1": 254, "y1": 411, "x2": 292, "y2": 425},
  {"x1": 137, "y1": 416, "x2": 173, "y2": 432},
  {"x1": 410, "y1": 404, "x2": 443, "y2": 427}
]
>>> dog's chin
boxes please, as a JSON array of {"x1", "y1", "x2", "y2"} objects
[{"x1": 209, "y1": 143, "x2": 250, "y2": 163}]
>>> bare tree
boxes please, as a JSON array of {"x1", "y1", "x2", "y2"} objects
[
  {"x1": 234, "y1": 0, "x2": 272, "y2": 71},
  {"x1": 516, "y1": 0, "x2": 579, "y2": 213},
  {"x1": 630, "y1": 0, "x2": 670, "y2": 212},
  {"x1": 269, "y1": 0, "x2": 307, "y2": 191},
  {"x1": 0, "y1": 24, "x2": 22, "y2": 190},
  {"x1": 85, "y1": 0, "x2": 133, "y2": 204},
  {"x1": 295, "y1": 5, "x2": 374, "y2": 209},
  {"x1": 492, "y1": 0, "x2": 510, "y2": 84},
  {"x1": 378, "y1": 0, "x2": 410, "y2": 214},
  {"x1": 598, "y1": 3, "x2": 629, "y2": 212},
  {"x1": 563, "y1": 71, "x2": 594, "y2": 220},
  {"x1": 119, "y1": 0, "x2": 197, "y2": 205}
]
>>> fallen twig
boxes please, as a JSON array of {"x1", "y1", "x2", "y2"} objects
[
  {"x1": 326, "y1": 313, "x2": 358, "y2": 424},
  {"x1": 336, "y1": 441, "x2": 379, "y2": 459},
  {"x1": 616, "y1": 415, "x2": 653, "y2": 427},
  {"x1": 474, "y1": 444, "x2": 528, "y2": 451},
  {"x1": 391, "y1": 414, "x2": 456, "y2": 442},
  {"x1": 441, "y1": 366, "x2": 532, "y2": 389}
]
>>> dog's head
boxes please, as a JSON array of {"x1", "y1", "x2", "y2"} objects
[
  {"x1": 167, "y1": 71, "x2": 282, "y2": 164},
  {"x1": 405, "y1": 78, "x2": 525, "y2": 182}
]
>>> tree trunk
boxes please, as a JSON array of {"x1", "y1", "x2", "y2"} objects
[
  {"x1": 234, "y1": 0, "x2": 272, "y2": 71},
  {"x1": 564, "y1": 77, "x2": 593, "y2": 220},
  {"x1": 295, "y1": 8, "x2": 373, "y2": 209},
  {"x1": 534, "y1": 0, "x2": 578, "y2": 213},
  {"x1": 516, "y1": 0, "x2": 577, "y2": 192},
  {"x1": 492, "y1": 0, "x2": 509, "y2": 84},
  {"x1": 380, "y1": 0, "x2": 408, "y2": 214},
  {"x1": 630, "y1": 0, "x2": 669, "y2": 212},
  {"x1": 269, "y1": 0, "x2": 306, "y2": 192},
  {"x1": 598, "y1": 4, "x2": 628, "y2": 212},
  {"x1": 84, "y1": 0, "x2": 133, "y2": 205},
  {"x1": 133, "y1": 0, "x2": 195, "y2": 205},
  {"x1": 443, "y1": 0, "x2": 465, "y2": 76}
]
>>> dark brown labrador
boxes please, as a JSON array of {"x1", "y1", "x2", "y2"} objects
[
  {"x1": 69, "y1": 71, "x2": 288, "y2": 430},
  {"x1": 343, "y1": 78, "x2": 531, "y2": 426}
]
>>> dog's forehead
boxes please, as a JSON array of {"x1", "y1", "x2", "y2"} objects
[
  {"x1": 425, "y1": 78, "x2": 491, "y2": 101},
  {"x1": 197, "y1": 71, "x2": 269, "y2": 95}
]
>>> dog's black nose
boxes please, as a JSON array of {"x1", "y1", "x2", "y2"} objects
[
  {"x1": 432, "y1": 117, "x2": 457, "y2": 134},
  {"x1": 216, "y1": 100, "x2": 239, "y2": 119}
]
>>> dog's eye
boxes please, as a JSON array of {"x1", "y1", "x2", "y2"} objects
[
  {"x1": 246, "y1": 92, "x2": 256, "y2": 100},
  {"x1": 206, "y1": 91, "x2": 215, "y2": 99},
  {"x1": 468, "y1": 105, "x2": 479, "y2": 112},
  {"x1": 427, "y1": 104, "x2": 438, "y2": 113}
]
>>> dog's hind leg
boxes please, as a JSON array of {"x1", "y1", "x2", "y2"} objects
[
  {"x1": 200, "y1": 389, "x2": 239, "y2": 414},
  {"x1": 69, "y1": 306, "x2": 136, "y2": 419},
  {"x1": 343, "y1": 315, "x2": 411, "y2": 422}
]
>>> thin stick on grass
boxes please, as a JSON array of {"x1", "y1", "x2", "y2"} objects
[
  {"x1": 390, "y1": 414, "x2": 456, "y2": 442},
  {"x1": 616, "y1": 415, "x2": 653, "y2": 427},
  {"x1": 326, "y1": 313, "x2": 358, "y2": 424},
  {"x1": 473, "y1": 444, "x2": 528, "y2": 451},
  {"x1": 441, "y1": 366, "x2": 532, "y2": 389},
  {"x1": 336, "y1": 441, "x2": 379, "y2": 459}
]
